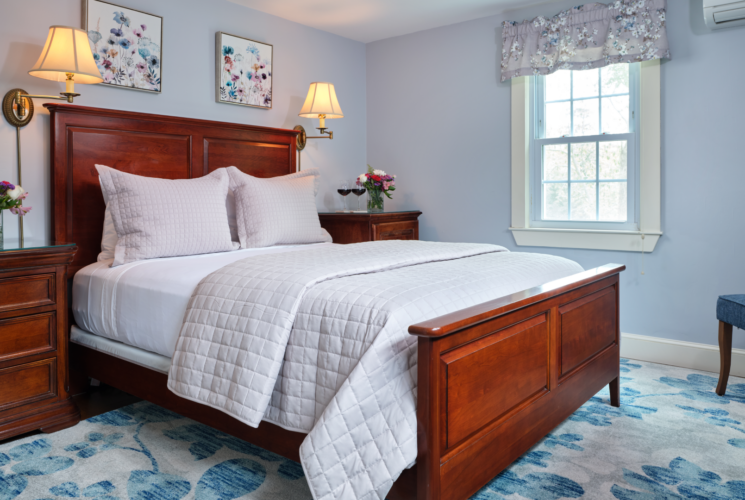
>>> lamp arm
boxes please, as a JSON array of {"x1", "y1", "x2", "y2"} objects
[
  {"x1": 293, "y1": 125, "x2": 334, "y2": 152},
  {"x1": 21, "y1": 94, "x2": 69, "y2": 101},
  {"x1": 14, "y1": 90, "x2": 80, "y2": 116},
  {"x1": 307, "y1": 129, "x2": 334, "y2": 140}
]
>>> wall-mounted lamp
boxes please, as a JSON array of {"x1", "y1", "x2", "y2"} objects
[
  {"x1": 3, "y1": 26, "x2": 103, "y2": 127},
  {"x1": 2, "y1": 25, "x2": 102, "y2": 244},
  {"x1": 294, "y1": 82, "x2": 343, "y2": 152}
]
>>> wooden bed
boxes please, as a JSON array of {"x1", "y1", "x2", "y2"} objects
[{"x1": 47, "y1": 103, "x2": 625, "y2": 500}]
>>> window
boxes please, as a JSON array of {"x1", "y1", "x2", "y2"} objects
[{"x1": 530, "y1": 64, "x2": 640, "y2": 231}]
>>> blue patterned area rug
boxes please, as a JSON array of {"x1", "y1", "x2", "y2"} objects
[{"x1": 1, "y1": 360, "x2": 743, "y2": 500}]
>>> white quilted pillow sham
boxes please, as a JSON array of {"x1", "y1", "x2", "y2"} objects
[
  {"x1": 226, "y1": 167, "x2": 320, "y2": 242},
  {"x1": 98, "y1": 180, "x2": 118, "y2": 262},
  {"x1": 227, "y1": 166, "x2": 332, "y2": 248},
  {"x1": 96, "y1": 165, "x2": 238, "y2": 267}
]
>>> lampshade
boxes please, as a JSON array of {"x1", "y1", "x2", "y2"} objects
[
  {"x1": 298, "y1": 82, "x2": 343, "y2": 119},
  {"x1": 28, "y1": 26, "x2": 103, "y2": 84}
]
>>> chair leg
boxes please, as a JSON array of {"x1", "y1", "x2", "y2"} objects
[
  {"x1": 716, "y1": 321, "x2": 733, "y2": 396},
  {"x1": 610, "y1": 376, "x2": 620, "y2": 407}
]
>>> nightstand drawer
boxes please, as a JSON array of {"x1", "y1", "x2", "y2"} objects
[
  {"x1": 0, "y1": 358, "x2": 57, "y2": 411},
  {"x1": 0, "y1": 273, "x2": 56, "y2": 313},
  {"x1": 0, "y1": 312, "x2": 56, "y2": 361},
  {"x1": 372, "y1": 221, "x2": 418, "y2": 241},
  {"x1": 318, "y1": 211, "x2": 421, "y2": 244}
]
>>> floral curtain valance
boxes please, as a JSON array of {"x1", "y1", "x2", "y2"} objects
[{"x1": 501, "y1": 0, "x2": 670, "y2": 82}]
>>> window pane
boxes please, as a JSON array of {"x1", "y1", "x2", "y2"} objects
[
  {"x1": 573, "y1": 69, "x2": 599, "y2": 98},
  {"x1": 543, "y1": 144, "x2": 568, "y2": 181},
  {"x1": 537, "y1": 65, "x2": 636, "y2": 226},
  {"x1": 601, "y1": 96, "x2": 629, "y2": 134},
  {"x1": 599, "y1": 182, "x2": 627, "y2": 221},
  {"x1": 570, "y1": 182, "x2": 597, "y2": 220},
  {"x1": 546, "y1": 71, "x2": 570, "y2": 101},
  {"x1": 571, "y1": 142, "x2": 596, "y2": 181},
  {"x1": 573, "y1": 98, "x2": 599, "y2": 136},
  {"x1": 544, "y1": 183, "x2": 568, "y2": 220},
  {"x1": 545, "y1": 101, "x2": 571, "y2": 138},
  {"x1": 601, "y1": 64, "x2": 629, "y2": 95},
  {"x1": 599, "y1": 141, "x2": 627, "y2": 179}
]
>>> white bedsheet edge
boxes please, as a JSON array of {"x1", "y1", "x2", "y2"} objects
[
  {"x1": 71, "y1": 326, "x2": 172, "y2": 374},
  {"x1": 70, "y1": 325, "x2": 315, "y2": 435}
]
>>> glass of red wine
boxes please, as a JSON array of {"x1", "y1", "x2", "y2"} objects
[
  {"x1": 351, "y1": 181, "x2": 366, "y2": 211},
  {"x1": 337, "y1": 180, "x2": 352, "y2": 211}
]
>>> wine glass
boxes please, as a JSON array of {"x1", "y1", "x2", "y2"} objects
[
  {"x1": 351, "y1": 180, "x2": 366, "y2": 211},
  {"x1": 337, "y1": 180, "x2": 352, "y2": 211}
]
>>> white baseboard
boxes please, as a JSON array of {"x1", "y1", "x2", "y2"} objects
[{"x1": 621, "y1": 333, "x2": 745, "y2": 378}]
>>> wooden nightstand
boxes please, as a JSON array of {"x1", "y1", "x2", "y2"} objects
[
  {"x1": 319, "y1": 211, "x2": 422, "y2": 244},
  {"x1": 0, "y1": 241, "x2": 79, "y2": 440}
]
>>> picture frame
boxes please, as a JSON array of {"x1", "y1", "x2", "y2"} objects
[
  {"x1": 83, "y1": 0, "x2": 163, "y2": 93},
  {"x1": 216, "y1": 32, "x2": 273, "y2": 110}
]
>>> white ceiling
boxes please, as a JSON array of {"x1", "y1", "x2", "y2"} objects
[{"x1": 227, "y1": 0, "x2": 553, "y2": 43}]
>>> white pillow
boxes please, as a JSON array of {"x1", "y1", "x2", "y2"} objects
[
  {"x1": 98, "y1": 180, "x2": 118, "y2": 262},
  {"x1": 96, "y1": 165, "x2": 238, "y2": 266},
  {"x1": 227, "y1": 167, "x2": 331, "y2": 249},
  {"x1": 226, "y1": 167, "x2": 320, "y2": 242}
]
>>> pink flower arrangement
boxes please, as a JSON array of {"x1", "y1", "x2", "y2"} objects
[
  {"x1": 358, "y1": 165, "x2": 395, "y2": 212},
  {"x1": 1, "y1": 181, "x2": 31, "y2": 216}
]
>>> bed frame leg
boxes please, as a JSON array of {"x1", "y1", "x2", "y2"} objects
[{"x1": 609, "y1": 377, "x2": 620, "y2": 407}]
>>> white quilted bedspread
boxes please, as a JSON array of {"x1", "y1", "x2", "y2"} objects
[{"x1": 167, "y1": 241, "x2": 583, "y2": 500}]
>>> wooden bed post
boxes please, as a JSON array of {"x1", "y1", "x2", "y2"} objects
[{"x1": 410, "y1": 264, "x2": 624, "y2": 500}]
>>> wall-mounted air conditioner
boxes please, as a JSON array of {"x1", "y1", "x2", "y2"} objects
[{"x1": 704, "y1": 0, "x2": 745, "y2": 29}]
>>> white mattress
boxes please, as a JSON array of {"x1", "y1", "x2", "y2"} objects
[
  {"x1": 72, "y1": 243, "x2": 332, "y2": 358},
  {"x1": 71, "y1": 325, "x2": 172, "y2": 373}
]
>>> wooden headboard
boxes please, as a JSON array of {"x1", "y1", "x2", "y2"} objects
[{"x1": 46, "y1": 103, "x2": 299, "y2": 274}]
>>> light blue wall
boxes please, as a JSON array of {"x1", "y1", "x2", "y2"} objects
[
  {"x1": 367, "y1": 0, "x2": 745, "y2": 348},
  {"x1": 0, "y1": 0, "x2": 366, "y2": 242},
  {"x1": 2, "y1": 0, "x2": 743, "y2": 348}
]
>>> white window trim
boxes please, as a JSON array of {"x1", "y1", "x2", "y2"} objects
[{"x1": 509, "y1": 59, "x2": 662, "y2": 253}]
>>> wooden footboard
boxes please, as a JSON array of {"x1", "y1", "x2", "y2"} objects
[
  {"x1": 69, "y1": 264, "x2": 623, "y2": 500},
  {"x1": 409, "y1": 264, "x2": 624, "y2": 500}
]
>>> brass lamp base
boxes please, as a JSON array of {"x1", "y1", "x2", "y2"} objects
[
  {"x1": 2, "y1": 89, "x2": 34, "y2": 128},
  {"x1": 293, "y1": 124, "x2": 334, "y2": 152},
  {"x1": 294, "y1": 125, "x2": 307, "y2": 151},
  {"x1": 2, "y1": 88, "x2": 80, "y2": 128}
]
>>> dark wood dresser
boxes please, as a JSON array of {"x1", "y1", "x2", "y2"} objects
[
  {"x1": 0, "y1": 241, "x2": 79, "y2": 440},
  {"x1": 319, "y1": 211, "x2": 422, "y2": 244}
]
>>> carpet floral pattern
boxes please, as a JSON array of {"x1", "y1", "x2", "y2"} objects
[{"x1": 0, "y1": 360, "x2": 743, "y2": 499}]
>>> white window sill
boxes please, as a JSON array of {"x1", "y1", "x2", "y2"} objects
[{"x1": 509, "y1": 227, "x2": 662, "y2": 252}]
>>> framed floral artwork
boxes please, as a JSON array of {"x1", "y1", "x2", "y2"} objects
[
  {"x1": 216, "y1": 32, "x2": 273, "y2": 109},
  {"x1": 84, "y1": 0, "x2": 163, "y2": 93}
]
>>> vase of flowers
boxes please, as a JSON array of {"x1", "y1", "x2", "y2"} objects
[
  {"x1": 358, "y1": 165, "x2": 395, "y2": 213},
  {"x1": 0, "y1": 181, "x2": 31, "y2": 248}
]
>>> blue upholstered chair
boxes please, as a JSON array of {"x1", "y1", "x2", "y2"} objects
[{"x1": 716, "y1": 294, "x2": 745, "y2": 395}]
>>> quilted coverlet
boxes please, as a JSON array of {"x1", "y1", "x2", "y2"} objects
[{"x1": 167, "y1": 241, "x2": 584, "y2": 500}]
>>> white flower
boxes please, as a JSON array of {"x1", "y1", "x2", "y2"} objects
[
  {"x1": 358, "y1": 174, "x2": 367, "y2": 182},
  {"x1": 373, "y1": 169, "x2": 386, "y2": 176},
  {"x1": 7, "y1": 185, "x2": 25, "y2": 200}
]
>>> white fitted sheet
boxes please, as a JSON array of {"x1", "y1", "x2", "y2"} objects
[{"x1": 72, "y1": 243, "x2": 332, "y2": 358}]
